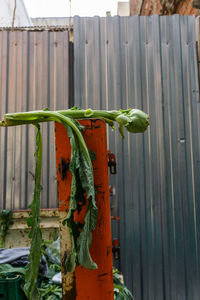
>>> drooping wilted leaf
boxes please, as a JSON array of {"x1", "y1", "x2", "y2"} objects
[
  {"x1": 77, "y1": 228, "x2": 97, "y2": 270},
  {"x1": 61, "y1": 121, "x2": 98, "y2": 272},
  {"x1": 24, "y1": 124, "x2": 43, "y2": 300}
]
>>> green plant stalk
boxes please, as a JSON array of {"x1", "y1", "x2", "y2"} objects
[
  {"x1": 0, "y1": 111, "x2": 93, "y2": 168},
  {"x1": 0, "y1": 108, "x2": 150, "y2": 136},
  {"x1": 24, "y1": 124, "x2": 43, "y2": 300},
  {"x1": 0, "y1": 110, "x2": 117, "y2": 125},
  {"x1": 0, "y1": 107, "x2": 149, "y2": 298}
]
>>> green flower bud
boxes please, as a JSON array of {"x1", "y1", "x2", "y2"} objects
[
  {"x1": 124, "y1": 109, "x2": 149, "y2": 133},
  {"x1": 116, "y1": 114, "x2": 130, "y2": 126}
]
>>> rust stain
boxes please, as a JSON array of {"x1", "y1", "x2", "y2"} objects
[
  {"x1": 62, "y1": 273, "x2": 77, "y2": 300},
  {"x1": 62, "y1": 271, "x2": 75, "y2": 292},
  {"x1": 98, "y1": 273, "x2": 108, "y2": 278},
  {"x1": 130, "y1": 0, "x2": 198, "y2": 15},
  {"x1": 58, "y1": 210, "x2": 76, "y2": 297}
]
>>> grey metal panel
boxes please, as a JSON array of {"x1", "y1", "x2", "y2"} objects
[
  {"x1": 73, "y1": 15, "x2": 200, "y2": 300},
  {"x1": 31, "y1": 17, "x2": 72, "y2": 27},
  {"x1": 180, "y1": 16, "x2": 200, "y2": 298},
  {"x1": 0, "y1": 30, "x2": 69, "y2": 210},
  {"x1": 160, "y1": 15, "x2": 189, "y2": 300}
]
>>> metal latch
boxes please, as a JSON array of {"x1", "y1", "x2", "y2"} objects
[
  {"x1": 112, "y1": 238, "x2": 120, "y2": 260},
  {"x1": 108, "y1": 151, "x2": 117, "y2": 174},
  {"x1": 111, "y1": 216, "x2": 120, "y2": 221}
]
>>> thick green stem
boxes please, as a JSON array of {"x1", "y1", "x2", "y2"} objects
[
  {"x1": 24, "y1": 124, "x2": 43, "y2": 300},
  {"x1": 0, "y1": 108, "x2": 150, "y2": 136},
  {"x1": 59, "y1": 109, "x2": 119, "y2": 120},
  {"x1": 0, "y1": 111, "x2": 92, "y2": 168},
  {"x1": 0, "y1": 109, "x2": 120, "y2": 126}
]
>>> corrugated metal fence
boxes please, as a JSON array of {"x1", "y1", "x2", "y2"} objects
[
  {"x1": 0, "y1": 30, "x2": 69, "y2": 209},
  {"x1": 73, "y1": 15, "x2": 200, "y2": 300},
  {"x1": 0, "y1": 15, "x2": 200, "y2": 300}
]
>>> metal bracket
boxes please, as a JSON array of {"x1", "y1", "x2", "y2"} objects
[
  {"x1": 112, "y1": 238, "x2": 120, "y2": 260},
  {"x1": 108, "y1": 151, "x2": 117, "y2": 174}
]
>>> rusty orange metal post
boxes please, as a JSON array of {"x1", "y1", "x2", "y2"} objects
[{"x1": 55, "y1": 119, "x2": 114, "y2": 300}]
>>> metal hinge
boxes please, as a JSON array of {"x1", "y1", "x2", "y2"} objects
[
  {"x1": 108, "y1": 151, "x2": 117, "y2": 174},
  {"x1": 112, "y1": 238, "x2": 120, "y2": 260}
]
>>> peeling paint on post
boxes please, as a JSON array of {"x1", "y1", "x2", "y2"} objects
[
  {"x1": 59, "y1": 211, "x2": 77, "y2": 298},
  {"x1": 55, "y1": 119, "x2": 114, "y2": 300}
]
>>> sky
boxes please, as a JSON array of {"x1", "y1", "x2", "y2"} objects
[{"x1": 23, "y1": 0, "x2": 126, "y2": 18}]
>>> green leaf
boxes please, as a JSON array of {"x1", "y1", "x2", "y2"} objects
[
  {"x1": 61, "y1": 124, "x2": 79, "y2": 272},
  {"x1": 84, "y1": 109, "x2": 93, "y2": 117},
  {"x1": 116, "y1": 114, "x2": 130, "y2": 126},
  {"x1": 24, "y1": 124, "x2": 43, "y2": 300},
  {"x1": 0, "y1": 264, "x2": 26, "y2": 277},
  {"x1": 78, "y1": 150, "x2": 96, "y2": 208},
  {"x1": 0, "y1": 209, "x2": 13, "y2": 248},
  {"x1": 77, "y1": 229, "x2": 97, "y2": 270},
  {"x1": 74, "y1": 145, "x2": 98, "y2": 269},
  {"x1": 39, "y1": 282, "x2": 62, "y2": 300},
  {"x1": 102, "y1": 117, "x2": 114, "y2": 128},
  {"x1": 62, "y1": 121, "x2": 98, "y2": 272},
  {"x1": 118, "y1": 125, "x2": 124, "y2": 139},
  {"x1": 113, "y1": 269, "x2": 134, "y2": 299},
  {"x1": 64, "y1": 245, "x2": 76, "y2": 273},
  {"x1": 88, "y1": 150, "x2": 96, "y2": 161},
  {"x1": 70, "y1": 106, "x2": 78, "y2": 110}
]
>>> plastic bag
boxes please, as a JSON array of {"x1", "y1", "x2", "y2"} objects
[{"x1": 45, "y1": 238, "x2": 60, "y2": 265}]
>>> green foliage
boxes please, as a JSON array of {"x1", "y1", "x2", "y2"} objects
[
  {"x1": 0, "y1": 264, "x2": 25, "y2": 277},
  {"x1": 39, "y1": 241, "x2": 62, "y2": 300},
  {"x1": 0, "y1": 210, "x2": 13, "y2": 248},
  {"x1": 39, "y1": 282, "x2": 62, "y2": 300},
  {"x1": 1, "y1": 108, "x2": 149, "y2": 136},
  {"x1": 22, "y1": 113, "x2": 98, "y2": 298},
  {"x1": 38, "y1": 261, "x2": 62, "y2": 300},
  {"x1": 63, "y1": 123, "x2": 98, "y2": 271},
  {"x1": 113, "y1": 268, "x2": 134, "y2": 300},
  {"x1": 0, "y1": 108, "x2": 149, "y2": 299}
]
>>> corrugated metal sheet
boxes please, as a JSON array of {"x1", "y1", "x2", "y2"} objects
[
  {"x1": 0, "y1": 26, "x2": 70, "y2": 32},
  {"x1": 73, "y1": 15, "x2": 200, "y2": 299},
  {"x1": 31, "y1": 17, "x2": 72, "y2": 27},
  {"x1": 0, "y1": 30, "x2": 69, "y2": 209}
]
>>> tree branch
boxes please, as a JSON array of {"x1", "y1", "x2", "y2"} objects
[{"x1": 12, "y1": 0, "x2": 17, "y2": 30}]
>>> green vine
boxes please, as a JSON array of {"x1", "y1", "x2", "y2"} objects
[{"x1": 0, "y1": 209, "x2": 13, "y2": 248}]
